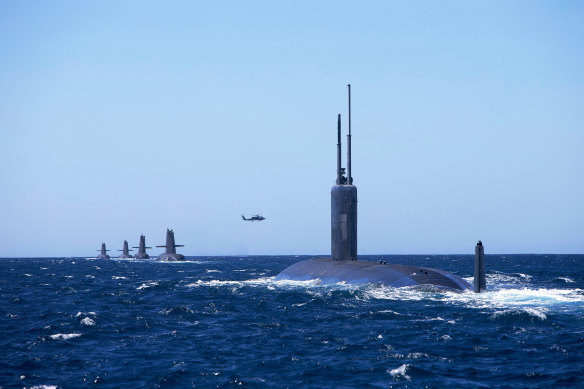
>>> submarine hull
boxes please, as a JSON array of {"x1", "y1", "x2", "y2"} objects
[
  {"x1": 157, "y1": 253, "x2": 185, "y2": 261},
  {"x1": 275, "y1": 258, "x2": 471, "y2": 291},
  {"x1": 134, "y1": 253, "x2": 150, "y2": 259},
  {"x1": 96, "y1": 254, "x2": 110, "y2": 260}
]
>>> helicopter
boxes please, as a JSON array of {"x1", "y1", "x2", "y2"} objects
[{"x1": 241, "y1": 214, "x2": 266, "y2": 222}]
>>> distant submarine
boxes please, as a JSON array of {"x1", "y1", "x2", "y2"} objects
[
  {"x1": 118, "y1": 240, "x2": 133, "y2": 259},
  {"x1": 133, "y1": 234, "x2": 152, "y2": 259},
  {"x1": 156, "y1": 229, "x2": 185, "y2": 261},
  {"x1": 96, "y1": 242, "x2": 110, "y2": 260},
  {"x1": 276, "y1": 85, "x2": 483, "y2": 292}
]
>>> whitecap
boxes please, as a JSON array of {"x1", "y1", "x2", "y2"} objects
[
  {"x1": 272, "y1": 278, "x2": 323, "y2": 288},
  {"x1": 407, "y1": 352, "x2": 428, "y2": 359},
  {"x1": 137, "y1": 281, "x2": 159, "y2": 290},
  {"x1": 415, "y1": 316, "x2": 446, "y2": 322},
  {"x1": 187, "y1": 280, "x2": 242, "y2": 288},
  {"x1": 556, "y1": 277, "x2": 575, "y2": 283},
  {"x1": 49, "y1": 333, "x2": 82, "y2": 340},
  {"x1": 363, "y1": 286, "x2": 426, "y2": 302},
  {"x1": 388, "y1": 364, "x2": 411, "y2": 381},
  {"x1": 490, "y1": 308, "x2": 547, "y2": 321},
  {"x1": 112, "y1": 276, "x2": 127, "y2": 280},
  {"x1": 76, "y1": 311, "x2": 96, "y2": 317},
  {"x1": 399, "y1": 286, "x2": 584, "y2": 313},
  {"x1": 376, "y1": 309, "x2": 401, "y2": 315},
  {"x1": 26, "y1": 386, "x2": 58, "y2": 389},
  {"x1": 80, "y1": 317, "x2": 96, "y2": 326},
  {"x1": 186, "y1": 277, "x2": 277, "y2": 288}
]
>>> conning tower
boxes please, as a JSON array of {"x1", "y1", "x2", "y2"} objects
[
  {"x1": 133, "y1": 234, "x2": 152, "y2": 259},
  {"x1": 332, "y1": 84, "x2": 357, "y2": 261},
  {"x1": 118, "y1": 240, "x2": 134, "y2": 259},
  {"x1": 96, "y1": 242, "x2": 110, "y2": 259},
  {"x1": 157, "y1": 229, "x2": 185, "y2": 261}
]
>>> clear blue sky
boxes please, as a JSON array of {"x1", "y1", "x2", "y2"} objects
[{"x1": 1, "y1": 1, "x2": 582, "y2": 257}]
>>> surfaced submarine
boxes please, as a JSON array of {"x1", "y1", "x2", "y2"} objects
[
  {"x1": 156, "y1": 229, "x2": 185, "y2": 261},
  {"x1": 276, "y1": 85, "x2": 483, "y2": 292},
  {"x1": 96, "y1": 242, "x2": 110, "y2": 259},
  {"x1": 133, "y1": 234, "x2": 152, "y2": 259},
  {"x1": 118, "y1": 240, "x2": 134, "y2": 259}
]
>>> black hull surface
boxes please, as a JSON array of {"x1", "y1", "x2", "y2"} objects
[
  {"x1": 157, "y1": 253, "x2": 185, "y2": 261},
  {"x1": 275, "y1": 258, "x2": 471, "y2": 291}
]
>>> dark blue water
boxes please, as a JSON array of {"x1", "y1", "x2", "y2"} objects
[{"x1": 1, "y1": 255, "x2": 583, "y2": 388}]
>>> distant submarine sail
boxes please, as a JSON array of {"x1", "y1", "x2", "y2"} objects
[
  {"x1": 275, "y1": 85, "x2": 472, "y2": 291},
  {"x1": 133, "y1": 234, "x2": 152, "y2": 259},
  {"x1": 118, "y1": 240, "x2": 134, "y2": 259},
  {"x1": 96, "y1": 242, "x2": 110, "y2": 260},
  {"x1": 156, "y1": 229, "x2": 185, "y2": 261}
]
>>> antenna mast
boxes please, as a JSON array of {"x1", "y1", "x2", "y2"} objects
[
  {"x1": 336, "y1": 114, "x2": 342, "y2": 185},
  {"x1": 347, "y1": 84, "x2": 352, "y2": 185}
]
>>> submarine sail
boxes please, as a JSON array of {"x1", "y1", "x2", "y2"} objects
[
  {"x1": 156, "y1": 229, "x2": 185, "y2": 261},
  {"x1": 133, "y1": 234, "x2": 152, "y2": 259},
  {"x1": 275, "y1": 85, "x2": 471, "y2": 291},
  {"x1": 96, "y1": 242, "x2": 110, "y2": 260},
  {"x1": 118, "y1": 240, "x2": 134, "y2": 259}
]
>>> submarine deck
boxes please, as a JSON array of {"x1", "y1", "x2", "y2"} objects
[{"x1": 275, "y1": 257, "x2": 471, "y2": 291}]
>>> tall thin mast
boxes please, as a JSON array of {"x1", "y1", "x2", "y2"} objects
[
  {"x1": 347, "y1": 84, "x2": 352, "y2": 185},
  {"x1": 336, "y1": 114, "x2": 342, "y2": 185}
]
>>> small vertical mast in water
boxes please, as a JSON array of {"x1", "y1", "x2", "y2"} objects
[
  {"x1": 156, "y1": 229, "x2": 185, "y2": 261},
  {"x1": 133, "y1": 234, "x2": 152, "y2": 259},
  {"x1": 474, "y1": 241, "x2": 486, "y2": 292},
  {"x1": 96, "y1": 242, "x2": 110, "y2": 259},
  {"x1": 331, "y1": 84, "x2": 357, "y2": 261}
]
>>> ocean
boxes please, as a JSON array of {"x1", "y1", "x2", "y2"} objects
[{"x1": 1, "y1": 254, "x2": 583, "y2": 388}]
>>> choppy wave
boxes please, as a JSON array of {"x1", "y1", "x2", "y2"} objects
[
  {"x1": 137, "y1": 281, "x2": 159, "y2": 290},
  {"x1": 186, "y1": 277, "x2": 275, "y2": 288},
  {"x1": 490, "y1": 307, "x2": 547, "y2": 321},
  {"x1": 388, "y1": 364, "x2": 411, "y2": 381},
  {"x1": 555, "y1": 277, "x2": 575, "y2": 283},
  {"x1": 2, "y1": 255, "x2": 583, "y2": 388},
  {"x1": 80, "y1": 317, "x2": 96, "y2": 326},
  {"x1": 49, "y1": 333, "x2": 82, "y2": 340},
  {"x1": 26, "y1": 386, "x2": 57, "y2": 389}
]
